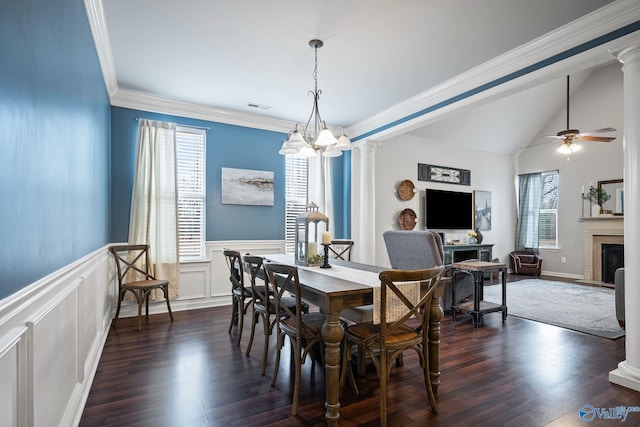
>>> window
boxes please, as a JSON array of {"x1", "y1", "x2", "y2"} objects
[
  {"x1": 284, "y1": 156, "x2": 308, "y2": 253},
  {"x1": 516, "y1": 170, "x2": 559, "y2": 250},
  {"x1": 539, "y1": 171, "x2": 558, "y2": 248},
  {"x1": 176, "y1": 127, "x2": 206, "y2": 261}
]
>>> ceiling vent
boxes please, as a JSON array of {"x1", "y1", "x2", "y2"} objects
[{"x1": 247, "y1": 102, "x2": 271, "y2": 110}]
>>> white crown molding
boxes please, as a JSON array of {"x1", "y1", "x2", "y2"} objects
[
  {"x1": 83, "y1": 0, "x2": 118, "y2": 97},
  {"x1": 347, "y1": 0, "x2": 640, "y2": 142},
  {"x1": 111, "y1": 89, "x2": 296, "y2": 133}
]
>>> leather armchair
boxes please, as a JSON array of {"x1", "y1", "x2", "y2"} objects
[{"x1": 509, "y1": 251, "x2": 542, "y2": 276}]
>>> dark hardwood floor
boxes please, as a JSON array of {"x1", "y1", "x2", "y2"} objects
[{"x1": 80, "y1": 275, "x2": 640, "y2": 426}]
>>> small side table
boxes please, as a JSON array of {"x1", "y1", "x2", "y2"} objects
[{"x1": 450, "y1": 260, "x2": 507, "y2": 328}]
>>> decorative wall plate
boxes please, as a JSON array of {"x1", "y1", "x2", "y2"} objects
[
  {"x1": 418, "y1": 163, "x2": 471, "y2": 186},
  {"x1": 398, "y1": 208, "x2": 418, "y2": 230},
  {"x1": 397, "y1": 179, "x2": 416, "y2": 201}
]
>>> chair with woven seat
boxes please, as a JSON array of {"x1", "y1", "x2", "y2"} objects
[
  {"x1": 243, "y1": 255, "x2": 308, "y2": 375},
  {"x1": 263, "y1": 261, "x2": 327, "y2": 416},
  {"x1": 109, "y1": 244, "x2": 174, "y2": 331},
  {"x1": 329, "y1": 239, "x2": 354, "y2": 260},
  {"x1": 340, "y1": 266, "x2": 444, "y2": 426},
  {"x1": 223, "y1": 249, "x2": 256, "y2": 346}
]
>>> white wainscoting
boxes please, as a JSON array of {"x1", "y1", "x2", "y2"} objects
[
  {"x1": 0, "y1": 246, "x2": 114, "y2": 427},
  {"x1": 0, "y1": 240, "x2": 284, "y2": 427}
]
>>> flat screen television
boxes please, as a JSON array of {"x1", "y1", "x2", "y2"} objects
[{"x1": 425, "y1": 189, "x2": 473, "y2": 230}]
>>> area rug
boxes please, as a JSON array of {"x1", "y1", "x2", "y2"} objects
[{"x1": 482, "y1": 279, "x2": 625, "y2": 339}]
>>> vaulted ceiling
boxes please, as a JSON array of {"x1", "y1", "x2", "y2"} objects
[{"x1": 88, "y1": 0, "x2": 640, "y2": 153}]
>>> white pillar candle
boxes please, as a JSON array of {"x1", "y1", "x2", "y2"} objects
[
  {"x1": 322, "y1": 231, "x2": 331, "y2": 244},
  {"x1": 308, "y1": 242, "x2": 317, "y2": 257}
]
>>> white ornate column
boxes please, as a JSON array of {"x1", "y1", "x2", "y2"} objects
[
  {"x1": 610, "y1": 44, "x2": 640, "y2": 391},
  {"x1": 351, "y1": 140, "x2": 379, "y2": 264}
]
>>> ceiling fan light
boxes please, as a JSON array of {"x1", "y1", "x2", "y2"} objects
[{"x1": 557, "y1": 142, "x2": 580, "y2": 155}]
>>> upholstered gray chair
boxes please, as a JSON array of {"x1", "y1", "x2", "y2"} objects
[
  {"x1": 382, "y1": 230, "x2": 474, "y2": 312},
  {"x1": 615, "y1": 267, "x2": 625, "y2": 328}
]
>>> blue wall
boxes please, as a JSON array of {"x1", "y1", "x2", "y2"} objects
[
  {"x1": 0, "y1": 0, "x2": 111, "y2": 299},
  {"x1": 111, "y1": 107, "x2": 287, "y2": 242},
  {"x1": 0, "y1": 0, "x2": 351, "y2": 301},
  {"x1": 111, "y1": 107, "x2": 351, "y2": 243}
]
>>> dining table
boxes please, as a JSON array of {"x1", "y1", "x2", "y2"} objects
[{"x1": 262, "y1": 254, "x2": 445, "y2": 426}]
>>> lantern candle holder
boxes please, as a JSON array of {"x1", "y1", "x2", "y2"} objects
[{"x1": 294, "y1": 202, "x2": 329, "y2": 266}]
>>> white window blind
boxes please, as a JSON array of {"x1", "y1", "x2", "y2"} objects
[
  {"x1": 176, "y1": 126, "x2": 206, "y2": 261},
  {"x1": 285, "y1": 156, "x2": 308, "y2": 253}
]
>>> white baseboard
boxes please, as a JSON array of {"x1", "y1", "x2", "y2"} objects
[{"x1": 540, "y1": 270, "x2": 584, "y2": 280}]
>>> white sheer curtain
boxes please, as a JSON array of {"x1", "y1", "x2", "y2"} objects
[
  {"x1": 129, "y1": 119, "x2": 180, "y2": 298},
  {"x1": 308, "y1": 155, "x2": 335, "y2": 237}
]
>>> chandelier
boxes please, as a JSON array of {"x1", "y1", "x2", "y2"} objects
[{"x1": 278, "y1": 39, "x2": 352, "y2": 158}]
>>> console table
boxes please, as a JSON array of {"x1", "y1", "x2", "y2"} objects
[
  {"x1": 442, "y1": 243, "x2": 493, "y2": 264},
  {"x1": 450, "y1": 260, "x2": 507, "y2": 328}
]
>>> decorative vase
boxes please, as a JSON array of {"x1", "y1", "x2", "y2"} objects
[
  {"x1": 475, "y1": 229, "x2": 483, "y2": 244},
  {"x1": 592, "y1": 204, "x2": 601, "y2": 217},
  {"x1": 468, "y1": 237, "x2": 477, "y2": 244}
]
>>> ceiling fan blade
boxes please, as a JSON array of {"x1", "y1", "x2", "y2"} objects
[
  {"x1": 575, "y1": 135, "x2": 616, "y2": 142},
  {"x1": 579, "y1": 127, "x2": 616, "y2": 136},
  {"x1": 544, "y1": 135, "x2": 564, "y2": 139}
]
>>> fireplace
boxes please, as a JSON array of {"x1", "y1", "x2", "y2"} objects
[
  {"x1": 601, "y1": 243, "x2": 624, "y2": 284},
  {"x1": 582, "y1": 217, "x2": 623, "y2": 283}
]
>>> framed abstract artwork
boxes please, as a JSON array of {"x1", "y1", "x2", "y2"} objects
[
  {"x1": 473, "y1": 190, "x2": 491, "y2": 231},
  {"x1": 221, "y1": 167, "x2": 274, "y2": 206}
]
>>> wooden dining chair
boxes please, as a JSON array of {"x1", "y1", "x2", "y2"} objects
[
  {"x1": 263, "y1": 261, "x2": 326, "y2": 416},
  {"x1": 329, "y1": 239, "x2": 354, "y2": 260},
  {"x1": 243, "y1": 255, "x2": 308, "y2": 375},
  {"x1": 223, "y1": 249, "x2": 254, "y2": 346},
  {"x1": 340, "y1": 266, "x2": 444, "y2": 426},
  {"x1": 109, "y1": 244, "x2": 174, "y2": 331}
]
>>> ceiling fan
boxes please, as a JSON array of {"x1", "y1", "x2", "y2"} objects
[{"x1": 545, "y1": 75, "x2": 616, "y2": 157}]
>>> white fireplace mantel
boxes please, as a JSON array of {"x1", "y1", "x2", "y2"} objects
[{"x1": 581, "y1": 216, "x2": 624, "y2": 281}]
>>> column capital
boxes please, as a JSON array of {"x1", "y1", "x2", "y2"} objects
[
  {"x1": 353, "y1": 139, "x2": 380, "y2": 153},
  {"x1": 616, "y1": 44, "x2": 640, "y2": 68}
]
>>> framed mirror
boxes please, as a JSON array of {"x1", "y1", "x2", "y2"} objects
[{"x1": 598, "y1": 179, "x2": 623, "y2": 214}]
